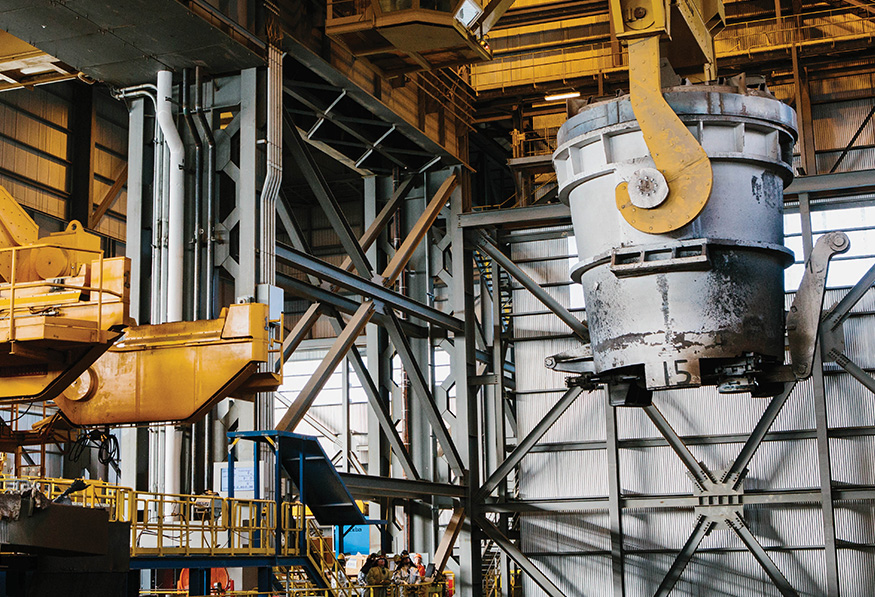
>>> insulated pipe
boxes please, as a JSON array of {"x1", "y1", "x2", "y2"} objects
[
  {"x1": 157, "y1": 71, "x2": 185, "y2": 501},
  {"x1": 156, "y1": 70, "x2": 185, "y2": 323},
  {"x1": 194, "y1": 67, "x2": 217, "y2": 319}
]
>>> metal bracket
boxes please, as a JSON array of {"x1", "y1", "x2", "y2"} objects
[
  {"x1": 610, "y1": 239, "x2": 711, "y2": 278},
  {"x1": 692, "y1": 467, "x2": 746, "y2": 528},
  {"x1": 786, "y1": 231, "x2": 850, "y2": 379}
]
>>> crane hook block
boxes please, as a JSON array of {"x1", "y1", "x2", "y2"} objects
[{"x1": 615, "y1": 36, "x2": 713, "y2": 234}]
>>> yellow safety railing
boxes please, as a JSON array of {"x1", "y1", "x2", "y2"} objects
[
  {"x1": 127, "y1": 491, "x2": 276, "y2": 557},
  {"x1": 0, "y1": 475, "x2": 451, "y2": 597},
  {"x1": 716, "y1": 4, "x2": 875, "y2": 58},
  {"x1": 141, "y1": 588, "x2": 446, "y2": 597},
  {"x1": 0, "y1": 474, "x2": 129, "y2": 517},
  {"x1": 282, "y1": 500, "x2": 308, "y2": 555},
  {"x1": 0, "y1": 475, "x2": 303, "y2": 558}
]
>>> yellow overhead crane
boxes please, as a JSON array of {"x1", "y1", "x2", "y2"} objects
[
  {"x1": 608, "y1": 0, "x2": 725, "y2": 234},
  {"x1": 0, "y1": 185, "x2": 280, "y2": 432}
]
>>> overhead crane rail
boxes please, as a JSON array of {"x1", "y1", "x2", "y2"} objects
[{"x1": 470, "y1": 3, "x2": 875, "y2": 91}]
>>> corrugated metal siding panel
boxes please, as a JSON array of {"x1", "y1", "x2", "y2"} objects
[
  {"x1": 517, "y1": 387, "x2": 607, "y2": 444},
  {"x1": 835, "y1": 501, "x2": 875, "y2": 544},
  {"x1": 812, "y1": 99, "x2": 875, "y2": 152},
  {"x1": 809, "y1": 72, "x2": 875, "y2": 102},
  {"x1": 520, "y1": 450, "x2": 608, "y2": 498},
  {"x1": 522, "y1": 554, "x2": 612, "y2": 597},
  {"x1": 618, "y1": 438, "x2": 819, "y2": 494},
  {"x1": 830, "y1": 435, "x2": 875, "y2": 486},
  {"x1": 837, "y1": 548, "x2": 875, "y2": 597},
  {"x1": 625, "y1": 550, "x2": 826, "y2": 596},
  {"x1": 520, "y1": 512, "x2": 611, "y2": 553}
]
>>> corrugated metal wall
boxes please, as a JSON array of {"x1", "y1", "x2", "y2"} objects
[
  {"x1": 0, "y1": 83, "x2": 128, "y2": 242},
  {"x1": 511, "y1": 223, "x2": 875, "y2": 595}
]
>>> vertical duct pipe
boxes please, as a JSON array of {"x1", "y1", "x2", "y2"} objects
[
  {"x1": 194, "y1": 66, "x2": 217, "y2": 320},
  {"x1": 156, "y1": 70, "x2": 185, "y2": 324},
  {"x1": 260, "y1": 45, "x2": 282, "y2": 287},
  {"x1": 182, "y1": 69, "x2": 203, "y2": 322},
  {"x1": 181, "y1": 69, "x2": 202, "y2": 495},
  {"x1": 193, "y1": 67, "x2": 219, "y2": 488},
  {"x1": 256, "y1": 45, "x2": 283, "y2": 497},
  {"x1": 156, "y1": 70, "x2": 185, "y2": 497}
]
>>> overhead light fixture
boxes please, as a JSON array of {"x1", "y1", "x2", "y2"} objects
[
  {"x1": 19, "y1": 65, "x2": 54, "y2": 75},
  {"x1": 455, "y1": 0, "x2": 483, "y2": 28},
  {"x1": 544, "y1": 91, "x2": 580, "y2": 102}
]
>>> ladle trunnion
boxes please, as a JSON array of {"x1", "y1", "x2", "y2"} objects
[{"x1": 552, "y1": 84, "x2": 804, "y2": 397}]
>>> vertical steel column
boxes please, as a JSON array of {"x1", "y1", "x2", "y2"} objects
[
  {"x1": 237, "y1": 68, "x2": 258, "y2": 299},
  {"x1": 341, "y1": 358, "x2": 350, "y2": 473},
  {"x1": 125, "y1": 97, "x2": 146, "y2": 322},
  {"x1": 799, "y1": 192, "x2": 841, "y2": 596},
  {"x1": 365, "y1": 175, "x2": 394, "y2": 551},
  {"x1": 605, "y1": 400, "x2": 625, "y2": 596},
  {"x1": 450, "y1": 177, "x2": 481, "y2": 597},
  {"x1": 407, "y1": 173, "x2": 436, "y2": 553}
]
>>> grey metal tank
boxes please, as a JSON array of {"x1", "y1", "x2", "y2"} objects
[{"x1": 553, "y1": 83, "x2": 797, "y2": 390}]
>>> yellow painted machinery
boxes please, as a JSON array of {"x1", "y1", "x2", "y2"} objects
[
  {"x1": 0, "y1": 184, "x2": 280, "y2": 431},
  {"x1": 55, "y1": 302, "x2": 281, "y2": 426},
  {"x1": 0, "y1": 184, "x2": 132, "y2": 404}
]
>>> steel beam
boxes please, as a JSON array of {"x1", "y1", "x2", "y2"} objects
[
  {"x1": 384, "y1": 309, "x2": 466, "y2": 479},
  {"x1": 276, "y1": 244, "x2": 464, "y2": 333},
  {"x1": 283, "y1": 39, "x2": 467, "y2": 170},
  {"x1": 277, "y1": 303, "x2": 323, "y2": 371},
  {"x1": 725, "y1": 382, "x2": 797, "y2": 482},
  {"x1": 276, "y1": 301, "x2": 375, "y2": 431},
  {"x1": 333, "y1": 316, "x2": 421, "y2": 481},
  {"x1": 727, "y1": 515, "x2": 799, "y2": 597},
  {"x1": 450, "y1": 178, "x2": 481, "y2": 597},
  {"x1": 381, "y1": 174, "x2": 457, "y2": 286},
  {"x1": 283, "y1": 85, "x2": 407, "y2": 170},
  {"x1": 339, "y1": 473, "x2": 466, "y2": 500},
  {"x1": 476, "y1": 232, "x2": 588, "y2": 342},
  {"x1": 605, "y1": 401, "x2": 625, "y2": 597},
  {"x1": 89, "y1": 163, "x2": 128, "y2": 229},
  {"x1": 799, "y1": 193, "x2": 841, "y2": 597},
  {"x1": 339, "y1": 176, "x2": 416, "y2": 273},
  {"x1": 476, "y1": 516, "x2": 568, "y2": 597},
  {"x1": 642, "y1": 405, "x2": 711, "y2": 487},
  {"x1": 283, "y1": 111, "x2": 373, "y2": 277},
  {"x1": 823, "y1": 261, "x2": 875, "y2": 333},
  {"x1": 433, "y1": 508, "x2": 467, "y2": 575},
  {"x1": 654, "y1": 516, "x2": 714, "y2": 597},
  {"x1": 833, "y1": 351, "x2": 875, "y2": 394},
  {"x1": 477, "y1": 386, "x2": 584, "y2": 499},
  {"x1": 784, "y1": 169, "x2": 875, "y2": 198},
  {"x1": 458, "y1": 203, "x2": 571, "y2": 229},
  {"x1": 482, "y1": 485, "x2": 875, "y2": 514},
  {"x1": 277, "y1": 272, "x2": 428, "y2": 338}
]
